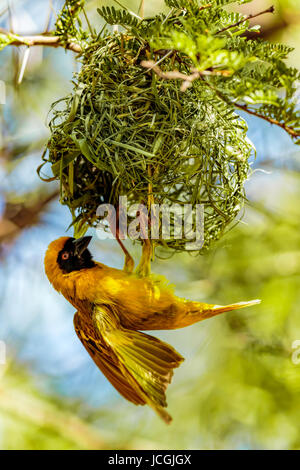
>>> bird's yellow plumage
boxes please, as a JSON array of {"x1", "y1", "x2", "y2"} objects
[{"x1": 44, "y1": 236, "x2": 260, "y2": 423}]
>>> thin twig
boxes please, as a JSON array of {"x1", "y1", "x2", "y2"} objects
[
  {"x1": 234, "y1": 102, "x2": 300, "y2": 139},
  {"x1": 82, "y1": 7, "x2": 94, "y2": 37},
  {"x1": 204, "y1": 76, "x2": 300, "y2": 139},
  {"x1": 7, "y1": 0, "x2": 14, "y2": 33},
  {"x1": 199, "y1": 3, "x2": 212, "y2": 12},
  {"x1": 141, "y1": 60, "x2": 231, "y2": 91},
  {"x1": 44, "y1": 0, "x2": 54, "y2": 33},
  {"x1": 143, "y1": 59, "x2": 299, "y2": 138},
  {"x1": 216, "y1": 5, "x2": 275, "y2": 35},
  {"x1": 138, "y1": 0, "x2": 144, "y2": 19},
  {"x1": 112, "y1": 0, "x2": 142, "y2": 20},
  {"x1": 0, "y1": 31, "x2": 82, "y2": 52}
]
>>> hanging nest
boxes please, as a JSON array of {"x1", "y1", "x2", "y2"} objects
[{"x1": 41, "y1": 33, "x2": 254, "y2": 253}]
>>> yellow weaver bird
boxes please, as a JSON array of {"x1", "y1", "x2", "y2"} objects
[{"x1": 44, "y1": 236, "x2": 260, "y2": 423}]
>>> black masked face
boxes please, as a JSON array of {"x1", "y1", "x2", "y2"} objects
[{"x1": 57, "y1": 237, "x2": 95, "y2": 273}]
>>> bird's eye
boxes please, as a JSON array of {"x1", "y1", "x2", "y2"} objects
[{"x1": 62, "y1": 252, "x2": 69, "y2": 260}]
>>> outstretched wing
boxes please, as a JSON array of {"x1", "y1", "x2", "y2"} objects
[
  {"x1": 74, "y1": 312, "x2": 144, "y2": 406},
  {"x1": 91, "y1": 304, "x2": 184, "y2": 423}
]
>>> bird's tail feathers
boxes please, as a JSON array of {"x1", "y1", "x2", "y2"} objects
[
  {"x1": 209, "y1": 299, "x2": 261, "y2": 315},
  {"x1": 178, "y1": 298, "x2": 261, "y2": 327}
]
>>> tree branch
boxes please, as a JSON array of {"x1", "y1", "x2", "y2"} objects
[
  {"x1": 233, "y1": 102, "x2": 300, "y2": 139},
  {"x1": 216, "y1": 5, "x2": 275, "y2": 35},
  {"x1": 205, "y1": 77, "x2": 300, "y2": 140},
  {"x1": 141, "y1": 60, "x2": 230, "y2": 92},
  {"x1": 0, "y1": 189, "x2": 59, "y2": 246},
  {"x1": 0, "y1": 30, "x2": 82, "y2": 53},
  {"x1": 142, "y1": 60, "x2": 299, "y2": 139}
]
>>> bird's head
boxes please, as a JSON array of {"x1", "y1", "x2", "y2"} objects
[{"x1": 44, "y1": 236, "x2": 95, "y2": 289}]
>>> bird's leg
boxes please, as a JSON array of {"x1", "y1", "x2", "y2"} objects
[
  {"x1": 116, "y1": 235, "x2": 134, "y2": 273},
  {"x1": 135, "y1": 185, "x2": 153, "y2": 277},
  {"x1": 136, "y1": 238, "x2": 152, "y2": 278},
  {"x1": 113, "y1": 204, "x2": 134, "y2": 273}
]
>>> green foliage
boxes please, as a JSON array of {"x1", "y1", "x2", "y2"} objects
[
  {"x1": 165, "y1": 0, "x2": 252, "y2": 8},
  {"x1": 95, "y1": 0, "x2": 300, "y2": 145},
  {"x1": 97, "y1": 6, "x2": 140, "y2": 28},
  {"x1": 0, "y1": 32, "x2": 17, "y2": 51},
  {"x1": 55, "y1": 0, "x2": 89, "y2": 44},
  {"x1": 139, "y1": 2, "x2": 300, "y2": 139},
  {"x1": 40, "y1": 0, "x2": 300, "y2": 252},
  {"x1": 44, "y1": 32, "x2": 253, "y2": 250}
]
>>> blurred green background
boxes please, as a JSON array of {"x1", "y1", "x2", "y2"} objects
[{"x1": 0, "y1": 0, "x2": 300, "y2": 450}]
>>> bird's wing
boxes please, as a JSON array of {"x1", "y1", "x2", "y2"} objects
[
  {"x1": 74, "y1": 312, "x2": 145, "y2": 406},
  {"x1": 91, "y1": 304, "x2": 184, "y2": 423}
]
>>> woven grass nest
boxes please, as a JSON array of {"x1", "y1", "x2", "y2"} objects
[{"x1": 42, "y1": 33, "x2": 253, "y2": 253}]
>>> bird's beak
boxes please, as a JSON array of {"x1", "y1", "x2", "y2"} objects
[{"x1": 72, "y1": 236, "x2": 92, "y2": 256}]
